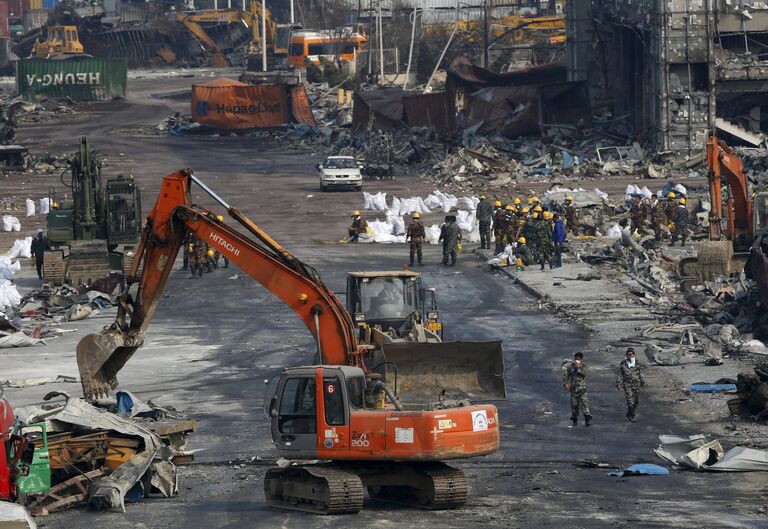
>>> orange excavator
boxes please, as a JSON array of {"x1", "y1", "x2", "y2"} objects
[{"x1": 76, "y1": 169, "x2": 500, "y2": 514}]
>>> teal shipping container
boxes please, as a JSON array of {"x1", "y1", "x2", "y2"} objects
[{"x1": 16, "y1": 58, "x2": 127, "y2": 100}]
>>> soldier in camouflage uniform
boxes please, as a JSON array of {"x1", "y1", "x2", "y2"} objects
[
  {"x1": 629, "y1": 196, "x2": 646, "y2": 234},
  {"x1": 406, "y1": 212, "x2": 426, "y2": 266},
  {"x1": 536, "y1": 212, "x2": 554, "y2": 270},
  {"x1": 439, "y1": 215, "x2": 461, "y2": 266},
  {"x1": 563, "y1": 352, "x2": 591, "y2": 427},
  {"x1": 665, "y1": 192, "x2": 678, "y2": 225},
  {"x1": 522, "y1": 212, "x2": 540, "y2": 263},
  {"x1": 476, "y1": 195, "x2": 494, "y2": 250},
  {"x1": 616, "y1": 347, "x2": 646, "y2": 421},
  {"x1": 649, "y1": 193, "x2": 664, "y2": 241},
  {"x1": 670, "y1": 197, "x2": 689, "y2": 246},
  {"x1": 504, "y1": 206, "x2": 517, "y2": 249},
  {"x1": 493, "y1": 202, "x2": 507, "y2": 254},
  {"x1": 564, "y1": 196, "x2": 579, "y2": 236},
  {"x1": 188, "y1": 234, "x2": 208, "y2": 279}
]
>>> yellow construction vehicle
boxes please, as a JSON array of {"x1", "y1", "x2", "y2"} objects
[
  {"x1": 32, "y1": 25, "x2": 86, "y2": 59},
  {"x1": 176, "y1": 0, "x2": 296, "y2": 67},
  {"x1": 425, "y1": 15, "x2": 565, "y2": 47}
]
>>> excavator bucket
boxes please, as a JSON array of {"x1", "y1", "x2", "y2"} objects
[
  {"x1": 76, "y1": 330, "x2": 143, "y2": 401},
  {"x1": 380, "y1": 341, "x2": 506, "y2": 404}
]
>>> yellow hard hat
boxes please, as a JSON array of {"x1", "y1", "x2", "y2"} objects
[
  {"x1": 518, "y1": 237, "x2": 526, "y2": 244},
  {"x1": 513, "y1": 198, "x2": 521, "y2": 205},
  {"x1": 532, "y1": 212, "x2": 539, "y2": 219},
  {"x1": 522, "y1": 207, "x2": 529, "y2": 213},
  {"x1": 207, "y1": 249, "x2": 214, "y2": 257},
  {"x1": 505, "y1": 205, "x2": 514, "y2": 211},
  {"x1": 480, "y1": 195, "x2": 487, "y2": 200},
  {"x1": 527, "y1": 198, "x2": 534, "y2": 204},
  {"x1": 413, "y1": 212, "x2": 421, "y2": 219},
  {"x1": 188, "y1": 244, "x2": 194, "y2": 252},
  {"x1": 534, "y1": 205, "x2": 543, "y2": 212},
  {"x1": 668, "y1": 192, "x2": 676, "y2": 199},
  {"x1": 216, "y1": 215, "x2": 224, "y2": 222},
  {"x1": 566, "y1": 196, "x2": 574, "y2": 201},
  {"x1": 532, "y1": 196, "x2": 540, "y2": 202},
  {"x1": 679, "y1": 197, "x2": 686, "y2": 204},
  {"x1": 494, "y1": 200, "x2": 502, "y2": 207},
  {"x1": 544, "y1": 211, "x2": 553, "y2": 219},
  {"x1": 353, "y1": 210, "x2": 360, "y2": 216}
]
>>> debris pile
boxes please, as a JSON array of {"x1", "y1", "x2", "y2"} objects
[{"x1": 15, "y1": 392, "x2": 195, "y2": 515}]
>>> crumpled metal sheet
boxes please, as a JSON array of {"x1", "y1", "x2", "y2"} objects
[
  {"x1": 0, "y1": 332, "x2": 45, "y2": 348},
  {"x1": 89, "y1": 449, "x2": 155, "y2": 511},
  {"x1": 655, "y1": 434, "x2": 768, "y2": 471},
  {"x1": 0, "y1": 501, "x2": 36, "y2": 528}
]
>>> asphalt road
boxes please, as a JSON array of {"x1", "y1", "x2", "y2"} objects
[{"x1": 2, "y1": 71, "x2": 767, "y2": 528}]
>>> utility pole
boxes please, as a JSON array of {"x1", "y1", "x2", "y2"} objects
[
  {"x1": 290, "y1": 0, "x2": 294, "y2": 24},
  {"x1": 261, "y1": 0, "x2": 267, "y2": 71},
  {"x1": 482, "y1": 0, "x2": 488, "y2": 68},
  {"x1": 378, "y1": 0, "x2": 384, "y2": 83}
]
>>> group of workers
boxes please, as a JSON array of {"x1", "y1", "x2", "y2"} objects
[
  {"x1": 628, "y1": 192, "x2": 690, "y2": 246},
  {"x1": 182, "y1": 225, "x2": 229, "y2": 278},
  {"x1": 480, "y1": 195, "x2": 579, "y2": 271},
  {"x1": 563, "y1": 347, "x2": 646, "y2": 427}
]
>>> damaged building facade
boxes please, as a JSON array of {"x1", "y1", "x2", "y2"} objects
[{"x1": 566, "y1": 0, "x2": 768, "y2": 154}]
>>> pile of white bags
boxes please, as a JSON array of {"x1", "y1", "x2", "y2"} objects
[{"x1": 2, "y1": 215, "x2": 20, "y2": 232}]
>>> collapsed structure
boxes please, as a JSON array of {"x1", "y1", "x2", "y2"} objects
[{"x1": 567, "y1": 0, "x2": 768, "y2": 154}]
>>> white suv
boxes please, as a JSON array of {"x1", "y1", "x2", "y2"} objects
[{"x1": 317, "y1": 156, "x2": 363, "y2": 192}]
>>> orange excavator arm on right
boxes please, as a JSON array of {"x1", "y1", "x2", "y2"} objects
[
  {"x1": 706, "y1": 132, "x2": 752, "y2": 242},
  {"x1": 77, "y1": 169, "x2": 362, "y2": 401}
]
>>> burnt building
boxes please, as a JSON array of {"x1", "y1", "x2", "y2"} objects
[{"x1": 566, "y1": 0, "x2": 768, "y2": 154}]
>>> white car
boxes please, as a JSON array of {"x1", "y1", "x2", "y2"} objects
[{"x1": 317, "y1": 156, "x2": 363, "y2": 192}]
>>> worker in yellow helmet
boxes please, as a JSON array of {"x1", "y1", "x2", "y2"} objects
[
  {"x1": 534, "y1": 205, "x2": 543, "y2": 213},
  {"x1": 406, "y1": 212, "x2": 426, "y2": 266},
  {"x1": 513, "y1": 236, "x2": 533, "y2": 267},
  {"x1": 493, "y1": 203, "x2": 508, "y2": 254},
  {"x1": 514, "y1": 198, "x2": 522, "y2": 206},
  {"x1": 565, "y1": 195, "x2": 579, "y2": 236},
  {"x1": 187, "y1": 234, "x2": 208, "y2": 279},
  {"x1": 665, "y1": 192, "x2": 677, "y2": 225},
  {"x1": 348, "y1": 210, "x2": 368, "y2": 243},
  {"x1": 670, "y1": 196, "x2": 690, "y2": 247}
]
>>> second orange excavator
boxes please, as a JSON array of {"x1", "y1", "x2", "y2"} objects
[{"x1": 76, "y1": 169, "x2": 501, "y2": 514}]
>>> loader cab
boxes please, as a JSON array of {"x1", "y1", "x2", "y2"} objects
[
  {"x1": 346, "y1": 272, "x2": 441, "y2": 336},
  {"x1": 267, "y1": 366, "x2": 369, "y2": 458},
  {"x1": 105, "y1": 176, "x2": 141, "y2": 247}
]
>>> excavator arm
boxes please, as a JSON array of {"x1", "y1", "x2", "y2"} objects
[
  {"x1": 176, "y1": 13, "x2": 229, "y2": 67},
  {"x1": 77, "y1": 170, "x2": 361, "y2": 401},
  {"x1": 706, "y1": 132, "x2": 752, "y2": 245}
]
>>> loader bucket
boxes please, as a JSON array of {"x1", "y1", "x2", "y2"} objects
[
  {"x1": 379, "y1": 340, "x2": 506, "y2": 403},
  {"x1": 76, "y1": 330, "x2": 143, "y2": 401}
]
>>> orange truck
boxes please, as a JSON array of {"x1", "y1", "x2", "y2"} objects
[{"x1": 76, "y1": 169, "x2": 500, "y2": 514}]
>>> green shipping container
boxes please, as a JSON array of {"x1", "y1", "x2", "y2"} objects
[{"x1": 16, "y1": 58, "x2": 127, "y2": 101}]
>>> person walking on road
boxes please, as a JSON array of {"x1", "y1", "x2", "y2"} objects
[
  {"x1": 30, "y1": 229, "x2": 50, "y2": 280},
  {"x1": 439, "y1": 215, "x2": 461, "y2": 266},
  {"x1": 616, "y1": 347, "x2": 646, "y2": 422},
  {"x1": 564, "y1": 196, "x2": 579, "y2": 237},
  {"x1": 476, "y1": 195, "x2": 494, "y2": 250},
  {"x1": 406, "y1": 212, "x2": 426, "y2": 266},
  {"x1": 670, "y1": 198, "x2": 689, "y2": 247},
  {"x1": 563, "y1": 352, "x2": 591, "y2": 427}
]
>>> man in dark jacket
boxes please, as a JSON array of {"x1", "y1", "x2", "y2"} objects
[
  {"x1": 439, "y1": 215, "x2": 461, "y2": 266},
  {"x1": 552, "y1": 214, "x2": 566, "y2": 268},
  {"x1": 476, "y1": 195, "x2": 494, "y2": 250},
  {"x1": 30, "y1": 229, "x2": 50, "y2": 280}
]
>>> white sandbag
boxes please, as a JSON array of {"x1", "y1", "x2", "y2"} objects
[
  {"x1": 362, "y1": 192, "x2": 375, "y2": 210},
  {"x1": 425, "y1": 224, "x2": 442, "y2": 245},
  {"x1": 423, "y1": 193, "x2": 443, "y2": 209},
  {"x1": 415, "y1": 197, "x2": 431, "y2": 214},
  {"x1": 464, "y1": 224, "x2": 481, "y2": 243},
  {"x1": 390, "y1": 195, "x2": 401, "y2": 213},
  {"x1": 674, "y1": 183, "x2": 687, "y2": 196},
  {"x1": 458, "y1": 196, "x2": 479, "y2": 211},
  {"x1": 607, "y1": 224, "x2": 622, "y2": 238},
  {"x1": 386, "y1": 211, "x2": 406, "y2": 235},
  {"x1": 0, "y1": 260, "x2": 13, "y2": 281},
  {"x1": 7, "y1": 237, "x2": 32, "y2": 260},
  {"x1": 640, "y1": 186, "x2": 653, "y2": 199},
  {"x1": 372, "y1": 192, "x2": 388, "y2": 211},
  {"x1": 25, "y1": 199, "x2": 35, "y2": 217},
  {"x1": 0, "y1": 280, "x2": 21, "y2": 311},
  {"x1": 2, "y1": 216, "x2": 12, "y2": 232},
  {"x1": 12, "y1": 220, "x2": 20, "y2": 232},
  {"x1": 39, "y1": 197, "x2": 50, "y2": 215},
  {"x1": 455, "y1": 210, "x2": 476, "y2": 233}
]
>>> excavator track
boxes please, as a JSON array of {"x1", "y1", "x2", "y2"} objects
[
  {"x1": 264, "y1": 465, "x2": 364, "y2": 514},
  {"x1": 68, "y1": 241, "x2": 110, "y2": 287},
  {"x1": 364, "y1": 462, "x2": 468, "y2": 510}
]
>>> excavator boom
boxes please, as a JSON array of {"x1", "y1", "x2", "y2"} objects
[{"x1": 77, "y1": 170, "x2": 360, "y2": 400}]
